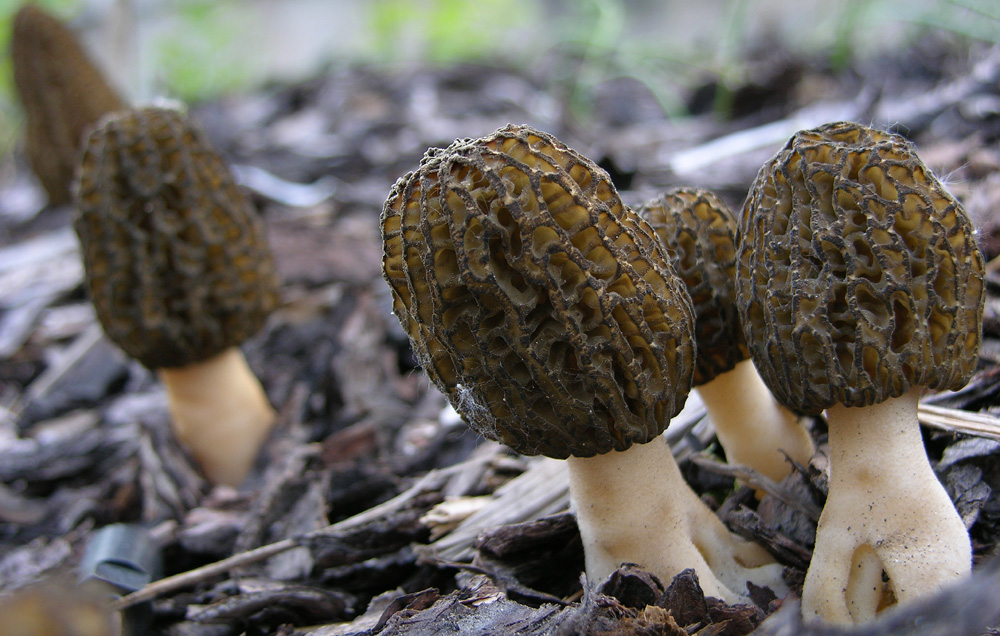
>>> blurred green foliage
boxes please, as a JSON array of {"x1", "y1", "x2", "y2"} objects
[
  {"x1": 523, "y1": 0, "x2": 1000, "y2": 119},
  {"x1": 369, "y1": 0, "x2": 539, "y2": 63},
  {"x1": 0, "y1": 0, "x2": 998, "y2": 156},
  {"x1": 913, "y1": 0, "x2": 1000, "y2": 43},
  {"x1": 152, "y1": 1, "x2": 253, "y2": 100},
  {"x1": 0, "y1": 0, "x2": 251, "y2": 155},
  {"x1": 490, "y1": 0, "x2": 762, "y2": 119}
]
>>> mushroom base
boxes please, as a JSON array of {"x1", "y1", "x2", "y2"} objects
[
  {"x1": 566, "y1": 435, "x2": 787, "y2": 604},
  {"x1": 697, "y1": 358, "x2": 814, "y2": 483},
  {"x1": 802, "y1": 387, "x2": 971, "y2": 624},
  {"x1": 159, "y1": 346, "x2": 276, "y2": 486}
]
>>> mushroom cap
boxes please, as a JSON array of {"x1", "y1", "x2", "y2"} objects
[
  {"x1": 636, "y1": 187, "x2": 747, "y2": 386},
  {"x1": 382, "y1": 124, "x2": 695, "y2": 458},
  {"x1": 13, "y1": 4, "x2": 125, "y2": 205},
  {"x1": 73, "y1": 106, "x2": 281, "y2": 369},
  {"x1": 737, "y1": 121, "x2": 985, "y2": 415}
]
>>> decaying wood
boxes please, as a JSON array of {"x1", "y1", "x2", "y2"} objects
[
  {"x1": 666, "y1": 99, "x2": 864, "y2": 179},
  {"x1": 689, "y1": 454, "x2": 822, "y2": 522},
  {"x1": 110, "y1": 454, "x2": 496, "y2": 611},
  {"x1": 424, "y1": 458, "x2": 569, "y2": 564}
]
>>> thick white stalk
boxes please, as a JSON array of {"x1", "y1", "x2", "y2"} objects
[
  {"x1": 802, "y1": 387, "x2": 971, "y2": 623},
  {"x1": 697, "y1": 359, "x2": 814, "y2": 482},
  {"x1": 159, "y1": 346, "x2": 276, "y2": 487},
  {"x1": 567, "y1": 435, "x2": 786, "y2": 604}
]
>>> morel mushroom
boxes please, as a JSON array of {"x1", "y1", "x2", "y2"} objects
[
  {"x1": 13, "y1": 4, "x2": 126, "y2": 205},
  {"x1": 636, "y1": 187, "x2": 814, "y2": 483},
  {"x1": 737, "y1": 121, "x2": 984, "y2": 623},
  {"x1": 74, "y1": 106, "x2": 281, "y2": 487},
  {"x1": 383, "y1": 124, "x2": 785, "y2": 602}
]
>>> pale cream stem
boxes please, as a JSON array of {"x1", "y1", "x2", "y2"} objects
[
  {"x1": 697, "y1": 358, "x2": 814, "y2": 482},
  {"x1": 567, "y1": 435, "x2": 786, "y2": 604},
  {"x1": 159, "y1": 346, "x2": 276, "y2": 487},
  {"x1": 802, "y1": 387, "x2": 971, "y2": 623}
]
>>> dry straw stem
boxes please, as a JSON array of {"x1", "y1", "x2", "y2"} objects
[{"x1": 918, "y1": 402, "x2": 1000, "y2": 439}]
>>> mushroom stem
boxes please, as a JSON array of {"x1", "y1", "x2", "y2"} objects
[
  {"x1": 567, "y1": 435, "x2": 787, "y2": 604},
  {"x1": 159, "y1": 347, "x2": 276, "y2": 486},
  {"x1": 802, "y1": 386, "x2": 971, "y2": 624},
  {"x1": 696, "y1": 359, "x2": 815, "y2": 482}
]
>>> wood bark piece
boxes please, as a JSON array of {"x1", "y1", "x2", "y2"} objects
[
  {"x1": 110, "y1": 456, "x2": 490, "y2": 611},
  {"x1": 0, "y1": 227, "x2": 83, "y2": 357},
  {"x1": 424, "y1": 457, "x2": 570, "y2": 563},
  {"x1": 322, "y1": 574, "x2": 689, "y2": 636},
  {"x1": 873, "y1": 48, "x2": 1000, "y2": 133}
]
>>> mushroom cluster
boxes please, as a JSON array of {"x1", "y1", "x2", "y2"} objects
[
  {"x1": 382, "y1": 124, "x2": 786, "y2": 603},
  {"x1": 383, "y1": 120, "x2": 985, "y2": 621},
  {"x1": 636, "y1": 187, "x2": 814, "y2": 484},
  {"x1": 737, "y1": 121, "x2": 984, "y2": 623},
  {"x1": 74, "y1": 106, "x2": 281, "y2": 487},
  {"x1": 9, "y1": 5, "x2": 987, "y2": 626}
]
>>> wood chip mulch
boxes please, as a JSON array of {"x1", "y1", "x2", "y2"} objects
[{"x1": 2, "y1": 34, "x2": 1000, "y2": 636}]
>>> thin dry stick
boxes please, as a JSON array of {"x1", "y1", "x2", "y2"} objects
[
  {"x1": 688, "y1": 453, "x2": 822, "y2": 521},
  {"x1": 918, "y1": 403, "x2": 1000, "y2": 440},
  {"x1": 110, "y1": 538, "x2": 298, "y2": 612},
  {"x1": 110, "y1": 461, "x2": 475, "y2": 611}
]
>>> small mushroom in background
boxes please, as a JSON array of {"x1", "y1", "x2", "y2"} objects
[
  {"x1": 73, "y1": 106, "x2": 281, "y2": 487},
  {"x1": 12, "y1": 3, "x2": 126, "y2": 206},
  {"x1": 382, "y1": 124, "x2": 787, "y2": 604},
  {"x1": 636, "y1": 187, "x2": 814, "y2": 484},
  {"x1": 0, "y1": 579, "x2": 117, "y2": 636},
  {"x1": 736, "y1": 121, "x2": 985, "y2": 623}
]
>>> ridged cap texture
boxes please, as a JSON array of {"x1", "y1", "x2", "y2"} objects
[
  {"x1": 74, "y1": 107, "x2": 280, "y2": 369},
  {"x1": 382, "y1": 124, "x2": 695, "y2": 457},
  {"x1": 13, "y1": 4, "x2": 125, "y2": 205},
  {"x1": 737, "y1": 121, "x2": 984, "y2": 414},
  {"x1": 637, "y1": 187, "x2": 746, "y2": 387}
]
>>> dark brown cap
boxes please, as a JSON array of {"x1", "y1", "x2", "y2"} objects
[
  {"x1": 73, "y1": 106, "x2": 280, "y2": 369},
  {"x1": 636, "y1": 187, "x2": 746, "y2": 387},
  {"x1": 13, "y1": 4, "x2": 126, "y2": 205},
  {"x1": 382, "y1": 124, "x2": 695, "y2": 458},
  {"x1": 737, "y1": 121, "x2": 985, "y2": 414}
]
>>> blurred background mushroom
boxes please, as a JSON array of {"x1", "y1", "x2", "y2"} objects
[
  {"x1": 0, "y1": 579, "x2": 118, "y2": 636},
  {"x1": 382, "y1": 123, "x2": 787, "y2": 603},
  {"x1": 11, "y1": 3, "x2": 125, "y2": 206},
  {"x1": 73, "y1": 105, "x2": 282, "y2": 487},
  {"x1": 736, "y1": 121, "x2": 985, "y2": 623},
  {"x1": 636, "y1": 187, "x2": 814, "y2": 484}
]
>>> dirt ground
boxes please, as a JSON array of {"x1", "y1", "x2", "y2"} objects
[{"x1": 2, "y1": 28, "x2": 1000, "y2": 636}]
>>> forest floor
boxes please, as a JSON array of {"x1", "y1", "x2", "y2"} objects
[{"x1": 2, "y1": 32, "x2": 1000, "y2": 636}]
